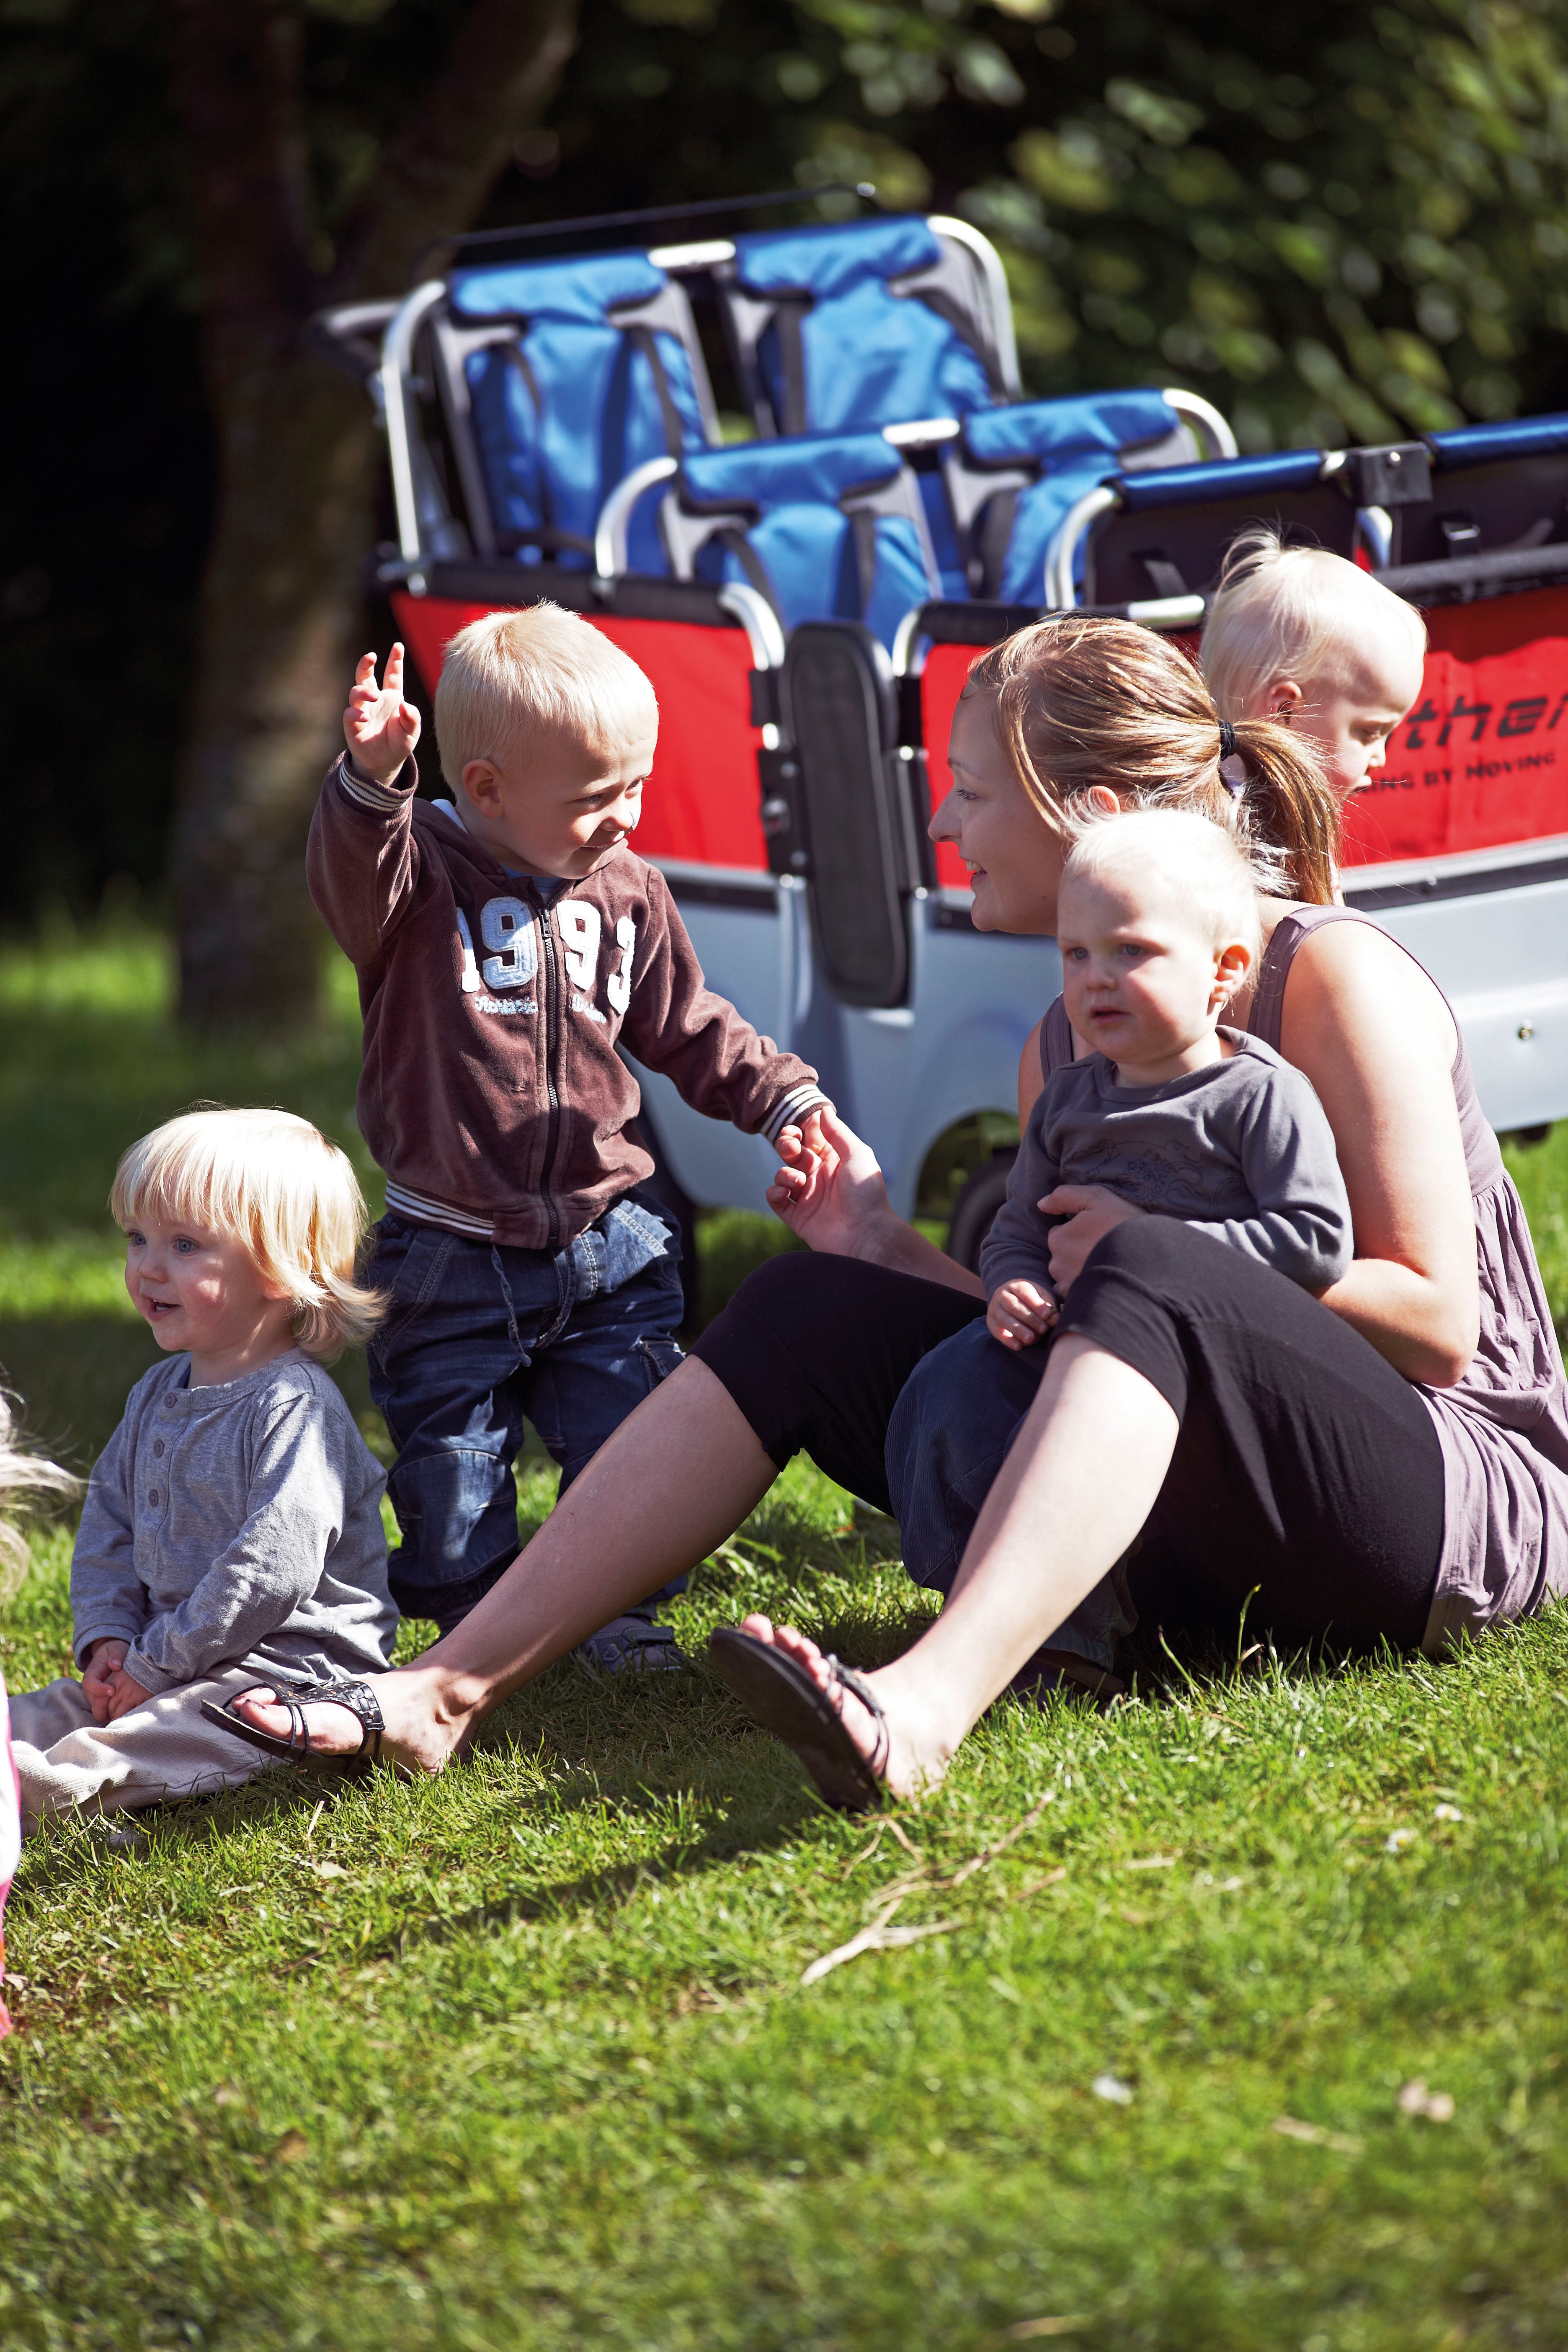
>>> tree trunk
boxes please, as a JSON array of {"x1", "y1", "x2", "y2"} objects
[{"x1": 166, "y1": 0, "x2": 579, "y2": 1030}]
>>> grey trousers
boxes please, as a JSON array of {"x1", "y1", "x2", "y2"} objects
[{"x1": 9, "y1": 1662, "x2": 275, "y2": 1826}]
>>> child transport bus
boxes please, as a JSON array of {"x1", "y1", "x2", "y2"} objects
[{"x1": 316, "y1": 192, "x2": 1568, "y2": 1263}]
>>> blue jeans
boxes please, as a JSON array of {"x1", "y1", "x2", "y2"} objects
[
  {"x1": 367, "y1": 1195, "x2": 686, "y2": 1630},
  {"x1": 885, "y1": 1318, "x2": 1135, "y2": 1675}
]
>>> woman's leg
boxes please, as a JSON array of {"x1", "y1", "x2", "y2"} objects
[
  {"x1": 749, "y1": 1333, "x2": 1177, "y2": 1794},
  {"x1": 231, "y1": 1256, "x2": 985, "y2": 1766},
  {"x1": 887, "y1": 1320, "x2": 1135, "y2": 1684},
  {"x1": 744, "y1": 1221, "x2": 1447, "y2": 1798}
]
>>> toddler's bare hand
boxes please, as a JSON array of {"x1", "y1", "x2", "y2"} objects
[
  {"x1": 986, "y1": 1278, "x2": 1058, "y2": 1351},
  {"x1": 81, "y1": 1638, "x2": 129, "y2": 1726},
  {"x1": 103, "y1": 1666, "x2": 152, "y2": 1723},
  {"x1": 344, "y1": 643, "x2": 421, "y2": 783},
  {"x1": 793, "y1": 1104, "x2": 835, "y2": 1162}
]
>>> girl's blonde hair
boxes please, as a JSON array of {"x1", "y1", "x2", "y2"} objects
[
  {"x1": 1200, "y1": 526, "x2": 1427, "y2": 716},
  {"x1": 1063, "y1": 806, "x2": 1264, "y2": 976},
  {"x1": 436, "y1": 601, "x2": 659, "y2": 789},
  {"x1": 111, "y1": 1107, "x2": 383, "y2": 1364},
  {"x1": 962, "y1": 611, "x2": 1341, "y2": 905},
  {"x1": 0, "y1": 1394, "x2": 78, "y2": 1606}
]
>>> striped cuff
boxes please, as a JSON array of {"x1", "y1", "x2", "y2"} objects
[
  {"x1": 338, "y1": 752, "x2": 414, "y2": 812},
  {"x1": 760, "y1": 1085, "x2": 831, "y2": 1145},
  {"x1": 382, "y1": 1181, "x2": 494, "y2": 1241}
]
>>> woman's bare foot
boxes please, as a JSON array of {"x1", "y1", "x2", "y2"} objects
[
  {"x1": 737, "y1": 1614, "x2": 956, "y2": 1803},
  {"x1": 229, "y1": 1666, "x2": 475, "y2": 1774}
]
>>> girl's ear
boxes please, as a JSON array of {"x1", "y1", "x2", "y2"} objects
[
  {"x1": 1266, "y1": 678, "x2": 1304, "y2": 723},
  {"x1": 1213, "y1": 939, "x2": 1252, "y2": 1006}
]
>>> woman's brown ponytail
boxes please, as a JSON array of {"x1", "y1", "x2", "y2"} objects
[{"x1": 962, "y1": 613, "x2": 1341, "y2": 904}]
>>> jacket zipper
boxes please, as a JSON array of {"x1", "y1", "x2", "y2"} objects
[{"x1": 531, "y1": 882, "x2": 565, "y2": 1252}]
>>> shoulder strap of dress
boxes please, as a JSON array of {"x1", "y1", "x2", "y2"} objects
[
  {"x1": 1246, "y1": 906, "x2": 1373, "y2": 1052},
  {"x1": 1041, "y1": 994, "x2": 1075, "y2": 1081}
]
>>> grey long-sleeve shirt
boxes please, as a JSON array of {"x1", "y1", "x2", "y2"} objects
[
  {"x1": 980, "y1": 1028, "x2": 1352, "y2": 1303},
  {"x1": 70, "y1": 1349, "x2": 397, "y2": 1695}
]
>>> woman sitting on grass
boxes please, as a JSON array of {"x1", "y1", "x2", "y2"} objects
[{"x1": 226, "y1": 544, "x2": 1568, "y2": 1805}]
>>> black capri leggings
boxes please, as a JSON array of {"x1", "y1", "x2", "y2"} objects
[{"x1": 691, "y1": 1220, "x2": 1444, "y2": 1649}]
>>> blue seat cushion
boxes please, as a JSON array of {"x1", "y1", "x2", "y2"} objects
[
  {"x1": 732, "y1": 218, "x2": 994, "y2": 434},
  {"x1": 962, "y1": 391, "x2": 1181, "y2": 603},
  {"x1": 680, "y1": 431, "x2": 932, "y2": 646},
  {"x1": 452, "y1": 253, "x2": 709, "y2": 567}
]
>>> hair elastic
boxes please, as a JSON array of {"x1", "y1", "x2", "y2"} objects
[{"x1": 1216, "y1": 717, "x2": 1248, "y2": 799}]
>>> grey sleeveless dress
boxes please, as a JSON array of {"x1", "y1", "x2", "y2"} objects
[{"x1": 1247, "y1": 908, "x2": 1568, "y2": 1652}]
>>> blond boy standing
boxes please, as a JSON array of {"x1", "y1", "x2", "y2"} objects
[{"x1": 311, "y1": 606, "x2": 828, "y2": 1655}]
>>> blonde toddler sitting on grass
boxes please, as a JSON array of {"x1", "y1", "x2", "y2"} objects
[{"x1": 7, "y1": 1107, "x2": 397, "y2": 1827}]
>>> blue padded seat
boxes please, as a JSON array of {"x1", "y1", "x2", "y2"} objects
[
  {"x1": 657, "y1": 430, "x2": 941, "y2": 650},
  {"x1": 721, "y1": 217, "x2": 1001, "y2": 438},
  {"x1": 946, "y1": 389, "x2": 1189, "y2": 602},
  {"x1": 439, "y1": 252, "x2": 717, "y2": 570}
]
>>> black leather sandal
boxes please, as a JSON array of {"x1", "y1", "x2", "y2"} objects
[
  {"x1": 200, "y1": 1678, "x2": 386, "y2": 1764},
  {"x1": 708, "y1": 1627, "x2": 890, "y2": 1812}
]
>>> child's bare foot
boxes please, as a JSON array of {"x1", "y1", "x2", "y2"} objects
[{"x1": 227, "y1": 1668, "x2": 472, "y2": 1775}]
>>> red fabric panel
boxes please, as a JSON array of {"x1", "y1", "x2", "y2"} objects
[
  {"x1": 921, "y1": 640, "x2": 983, "y2": 891},
  {"x1": 389, "y1": 594, "x2": 769, "y2": 871},
  {"x1": 1341, "y1": 585, "x2": 1568, "y2": 867}
]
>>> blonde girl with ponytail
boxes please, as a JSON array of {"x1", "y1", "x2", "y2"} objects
[{"x1": 224, "y1": 615, "x2": 1568, "y2": 1819}]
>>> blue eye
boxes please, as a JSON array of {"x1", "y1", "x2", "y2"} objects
[{"x1": 174, "y1": 1238, "x2": 198, "y2": 1254}]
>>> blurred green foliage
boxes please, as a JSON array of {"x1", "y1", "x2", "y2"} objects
[{"x1": 5, "y1": 0, "x2": 1568, "y2": 916}]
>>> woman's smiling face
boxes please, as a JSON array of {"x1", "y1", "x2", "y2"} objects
[{"x1": 929, "y1": 692, "x2": 1069, "y2": 936}]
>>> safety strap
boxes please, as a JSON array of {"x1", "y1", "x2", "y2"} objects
[
  {"x1": 1136, "y1": 551, "x2": 1190, "y2": 597},
  {"x1": 974, "y1": 487, "x2": 1018, "y2": 599},
  {"x1": 714, "y1": 526, "x2": 784, "y2": 624},
  {"x1": 626, "y1": 323, "x2": 691, "y2": 455},
  {"x1": 768, "y1": 303, "x2": 810, "y2": 436},
  {"x1": 848, "y1": 507, "x2": 880, "y2": 616},
  {"x1": 899, "y1": 282, "x2": 1007, "y2": 399}
]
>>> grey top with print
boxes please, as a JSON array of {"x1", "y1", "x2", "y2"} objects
[
  {"x1": 980, "y1": 1026, "x2": 1353, "y2": 1304},
  {"x1": 70, "y1": 1349, "x2": 397, "y2": 1695}
]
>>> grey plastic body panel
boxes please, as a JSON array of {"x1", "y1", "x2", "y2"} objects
[
  {"x1": 1344, "y1": 843, "x2": 1568, "y2": 1133},
  {"x1": 633, "y1": 869, "x2": 1063, "y2": 1217}
]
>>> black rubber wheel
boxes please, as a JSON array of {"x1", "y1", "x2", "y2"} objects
[{"x1": 946, "y1": 1147, "x2": 1018, "y2": 1274}]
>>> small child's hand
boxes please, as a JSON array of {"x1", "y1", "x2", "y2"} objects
[
  {"x1": 345, "y1": 643, "x2": 421, "y2": 783},
  {"x1": 103, "y1": 1666, "x2": 152, "y2": 1723},
  {"x1": 792, "y1": 1103, "x2": 836, "y2": 1163},
  {"x1": 987, "y1": 1278, "x2": 1058, "y2": 1351},
  {"x1": 81, "y1": 1638, "x2": 129, "y2": 1726}
]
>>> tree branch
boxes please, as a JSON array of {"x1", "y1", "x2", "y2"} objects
[{"x1": 328, "y1": 0, "x2": 581, "y2": 299}]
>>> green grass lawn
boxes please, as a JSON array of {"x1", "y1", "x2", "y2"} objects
[{"x1": 3, "y1": 924, "x2": 1568, "y2": 2351}]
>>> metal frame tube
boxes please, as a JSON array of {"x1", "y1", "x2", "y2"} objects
[
  {"x1": 593, "y1": 455, "x2": 679, "y2": 579},
  {"x1": 378, "y1": 280, "x2": 450, "y2": 565}
]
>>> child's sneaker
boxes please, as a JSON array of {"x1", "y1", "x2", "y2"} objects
[{"x1": 574, "y1": 1613, "x2": 687, "y2": 1674}]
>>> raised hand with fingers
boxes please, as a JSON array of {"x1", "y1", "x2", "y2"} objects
[{"x1": 345, "y1": 642, "x2": 421, "y2": 784}]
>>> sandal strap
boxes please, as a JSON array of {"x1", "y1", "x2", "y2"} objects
[
  {"x1": 299, "y1": 1677, "x2": 385, "y2": 1762},
  {"x1": 823, "y1": 1653, "x2": 891, "y2": 1785}
]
